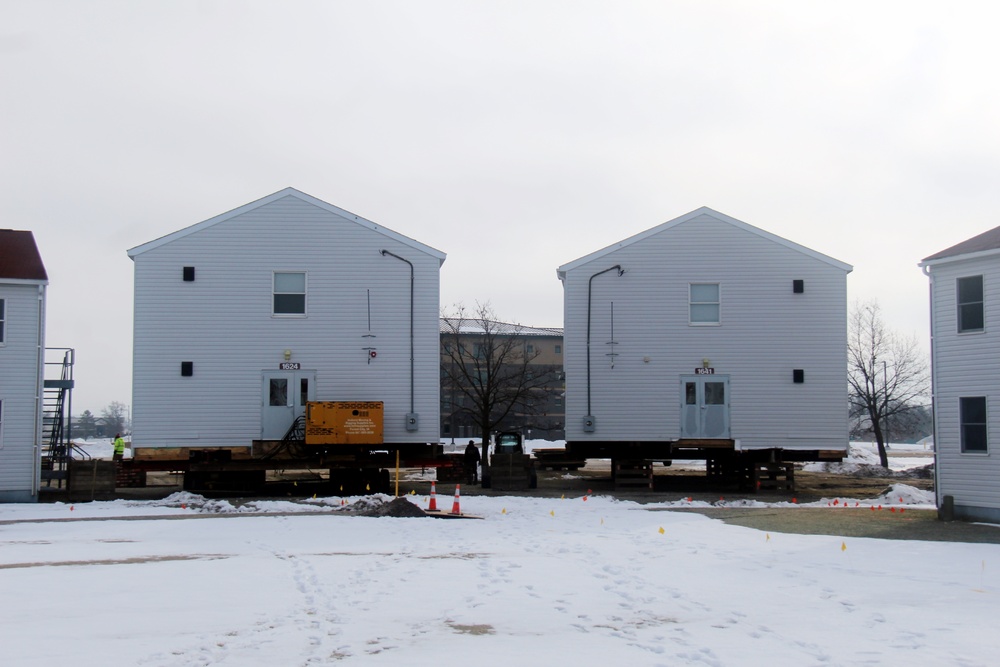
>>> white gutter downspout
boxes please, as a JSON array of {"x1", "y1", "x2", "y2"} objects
[
  {"x1": 32, "y1": 284, "x2": 45, "y2": 499},
  {"x1": 922, "y1": 264, "x2": 940, "y2": 511},
  {"x1": 380, "y1": 249, "x2": 418, "y2": 431}
]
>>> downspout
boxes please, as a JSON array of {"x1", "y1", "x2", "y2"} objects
[
  {"x1": 922, "y1": 263, "x2": 941, "y2": 511},
  {"x1": 32, "y1": 284, "x2": 45, "y2": 498},
  {"x1": 380, "y1": 250, "x2": 418, "y2": 430},
  {"x1": 584, "y1": 265, "x2": 624, "y2": 430}
]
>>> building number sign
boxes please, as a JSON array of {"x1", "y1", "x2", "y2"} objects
[
  {"x1": 279, "y1": 362, "x2": 301, "y2": 370},
  {"x1": 695, "y1": 367, "x2": 715, "y2": 375}
]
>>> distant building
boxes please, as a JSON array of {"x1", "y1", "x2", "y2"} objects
[
  {"x1": 127, "y1": 188, "x2": 445, "y2": 452},
  {"x1": 921, "y1": 228, "x2": 1000, "y2": 522},
  {"x1": 558, "y1": 207, "x2": 852, "y2": 465},
  {"x1": 440, "y1": 318, "x2": 564, "y2": 441},
  {"x1": 0, "y1": 230, "x2": 48, "y2": 502}
]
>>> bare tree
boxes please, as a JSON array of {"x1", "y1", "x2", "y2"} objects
[
  {"x1": 848, "y1": 300, "x2": 930, "y2": 467},
  {"x1": 101, "y1": 401, "x2": 130, "y2": 437},
  {"x1": 441, "y1": 302, "x2": 553, "y2": 466}
]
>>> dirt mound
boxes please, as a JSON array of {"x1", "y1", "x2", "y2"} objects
[
  {"x1": 354, "y1": 497, "x2": 427, "y2": 518},
  {"x1": 904, "y1": 464, "x2": 935, "y2": 479}
]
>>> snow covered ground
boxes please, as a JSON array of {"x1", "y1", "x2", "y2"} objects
[
  {"x1": 6, "y1": 437, "x2": 983, "y2": 665},
  {"x1": 2, "y1": 485, "x2": 997, "y2": 666}
]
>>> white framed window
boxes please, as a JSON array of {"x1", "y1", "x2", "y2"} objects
[
  {"x1": 689, "y1": 283, "x2": 721, "y2": 325},
  {"x1": 273, "y1": 272, "x2": 306, "y2": 316},
  {"x1": 957, "y1": 275, "x2": 984, "y2": 333},
  {"x1": 0, "y1": 298, "x2": 5, "y2": 344},
  {"x1": 960, "y1": 396, "x2": 988, "y2": 453}
]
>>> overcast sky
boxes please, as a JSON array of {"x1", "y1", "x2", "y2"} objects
[{"x1": 4, "y1": 1, "x2": 999, "y2": 414}]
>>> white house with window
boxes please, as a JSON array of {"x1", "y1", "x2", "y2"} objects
[
  {"x1": 127, "y1": 188, "x2": 445, "y2": 452},
  {"x1": 921, "y1": 227, "x2": 1000, "y2": 522},
  {"x1": 557, "y1": 207, "x2": 852, "y2": 462},
  {"x1": 0, "y1": 230, "x2": 48, "y2": 502}
]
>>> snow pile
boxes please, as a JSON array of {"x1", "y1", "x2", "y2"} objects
[
  {"x1": 145, "y1": 493, "x2": 427, "y2": 517},
  {"x1": 875, "y1": 483, "x2": 936, "y2": 506},
  {"x1": 803, "y1": 443, "x2": 934, "y2": 477},
  {"x1": 791, "y1": 484, "x2": 936, "y2": 510},
  {"x1": 149, "y1": 492, "x2": 255, "y2": 514},
  {"x1": 638, "y1": 484, "x2": 936, "y2": 511}
]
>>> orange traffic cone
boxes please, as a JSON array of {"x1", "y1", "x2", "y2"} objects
[
  {"x1": 451, "y1": 484, "x2": 462, "y2": 515},
  {"x1": 428, "y1": 481, "x2": 438, "y2": 511}
]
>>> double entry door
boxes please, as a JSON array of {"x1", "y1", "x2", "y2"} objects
[
  {"x1": 680, "y1": 375, "x2": 730, "y2": 439},
  {"x1": 261, "y1": 370, "x2": 316, "y2": 439}
]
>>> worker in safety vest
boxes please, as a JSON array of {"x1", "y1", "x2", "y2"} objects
[{"x1": 113, "y1": 434, "x2": 125, "y2": 462}]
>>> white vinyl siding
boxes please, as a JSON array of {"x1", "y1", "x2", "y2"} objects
[
  {"x1": 560, "y1": 211, "x2": 849, "y2": 452},
  {"x1": 957, "y1": 275, "x2": 984, "y2": 333},
  {"x1": 689, "y1": 283, "x2": 720, "y2": 325},
  {"x1": 927, "y1": 254, "x2": 1000, "y2": 517},
  {"x1": 0, "y1": 282, "x2": 46, "y2": 500},
  {"x1": 273, "y1": 271, "x2": 307, "y2": 316},
  {"x1": 130, "y1": 192, "x2": 442, "y2": 449},
  {"x1": 0, "y1": 298, "x2": 5, "y2": 343}
]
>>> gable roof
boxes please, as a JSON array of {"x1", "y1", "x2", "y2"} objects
[
  {"x1": 556, "y1": 206, "x2": 852, "y2": 279},
  {"x1": 920, "y1": 224, "x2": 1000, "y2": 266},
  {"x1": 0, "y1": 230, "x2": 48, "y2": 282},
  {"x1": 127, "y1": 187, "x2": 447, "y2": 265}
]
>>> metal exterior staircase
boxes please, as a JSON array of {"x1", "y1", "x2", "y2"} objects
[{"x1": 41, "y1": 348, "x2": 86, "y2": 485}]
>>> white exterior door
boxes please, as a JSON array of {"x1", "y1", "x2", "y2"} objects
[
  {"x1": 680, "y1": 375, "x2": 730, "y2": 439},
  {"x1": 261, "y1": 370, "x2": 316, "y2": 439}
]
